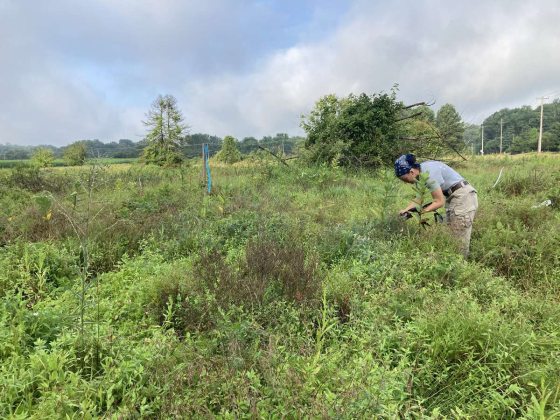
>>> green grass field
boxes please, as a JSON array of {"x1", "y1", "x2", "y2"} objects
[
  {"x1": 0, "y1": 157, "x2": 137, "y2": 169},
  {"x1": 0, "y1": 154, "x2": 559, "y2": 417}
]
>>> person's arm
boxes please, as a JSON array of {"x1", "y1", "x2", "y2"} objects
[
  {"x1": 399, "y1": 168, "x2": 444, "y2": 215},
  {"x1": 422, "y1": 188, "x2": 445, "y2": 213},
  {"x1": 399, "y1": 199, "x2": 421, "y2": 215}
]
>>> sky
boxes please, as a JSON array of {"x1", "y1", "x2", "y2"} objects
[{"x1": 1, "y1": 0, "x2": 560, "y2": 146}]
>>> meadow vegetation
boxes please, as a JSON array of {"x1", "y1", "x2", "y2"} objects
[{"x1": 0, "y1": 153, "x2": 559, "y2": 417}]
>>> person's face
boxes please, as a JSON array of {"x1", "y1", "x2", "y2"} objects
[{"x1": 399, "y1": 168, "x2": 418, "y2": 184}]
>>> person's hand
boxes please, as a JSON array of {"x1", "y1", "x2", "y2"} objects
[{"x1": 399, "y1": 209, "x2": 413, "y2": 219}]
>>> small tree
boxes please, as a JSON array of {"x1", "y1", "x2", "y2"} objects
[
  {"x1": 436, "y1": 104, "x2": 465, "y2": 152},
  {"x1": 215, "y1": 135, "x2": 242, "y2": 164},
  {"x1": 142, "y1": 94, "x2": 188, "y2": 166},
  {"x1": 32, "y1": 147, "x2": 55, "y2": 167},
  {"x1": 64, "y1": 141, "x2": 87, "y2": 166}
]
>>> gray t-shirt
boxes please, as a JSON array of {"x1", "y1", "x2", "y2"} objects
[{"x1": 420, "y1": 161, "x2": 464, "y2": 192}]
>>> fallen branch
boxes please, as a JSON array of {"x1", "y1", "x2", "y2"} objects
[
  {"x1": 398, "y1": 136, "x2": 441, "y2": 142},
  {"x1": 395, "y1": 112, "x2": 423, "y2": 122},
  {"x1": 403, "y1": 101, "x2": 431, "y2": 109},
  {"x1": 426, "y1": 124, "x2": 468, "y2": 161},
  {"x1": 257, "y1": 145, "x2": 290, "y2": 166}
]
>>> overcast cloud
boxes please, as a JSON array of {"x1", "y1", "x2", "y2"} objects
[{"x1": 1, "y1": 0, "x2": 559, "y2": 145}]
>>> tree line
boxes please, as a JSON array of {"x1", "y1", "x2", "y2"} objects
[
  {"x1": 2, "y1": 93, "x2": 558, "y2": 167},
  {"x1": 473, "y1": 100, "x2": 560, "y2": 153},
  {"x1": 0, "y1": 133, "x2": 302, "y2": 163},
  {"x1": 0, "y1": 139, "x2": 142, "y2": 161}
]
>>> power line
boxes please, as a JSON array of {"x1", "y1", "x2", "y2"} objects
[{"x1": 543, "y1": 89, "x2": 560, "y2": 98}]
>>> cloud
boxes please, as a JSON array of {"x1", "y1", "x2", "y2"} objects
[
  {"x1": 181, "y1": 0, "x2": 560, "y2": 138},
  {"x1": 0, "y1": 0, "x2": 329, "y2": 145},
  {"x1": 1, "y1": 0, "x2": 559, "y2": 145}
]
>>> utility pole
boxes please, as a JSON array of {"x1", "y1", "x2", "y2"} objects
[
  {"x1": 481, "y1": 124, "x2": 484, "y2": 155},
  {"x1": 500, "y1": 118, "x2": 503, "y2": 154},
  {"x1": 537, "y1": 96, "x2": 548, "y2": 153}
]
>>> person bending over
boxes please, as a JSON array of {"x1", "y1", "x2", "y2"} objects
[{"x1": 395, "y1": 154, "x2": 478, "y2": 258}]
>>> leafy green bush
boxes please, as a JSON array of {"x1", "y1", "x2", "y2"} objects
[
  {"x1": 63, "y1": 141, "x2": 88, "y2": 166},
  {"x1": 215, "y1": 135, "x2": 242, "y2": 164},
  {"x1": 301, "y1": 91, "x2": 404, "y2": 168},
  {"x1": 31, "y1": 147, "x2": 55, "y2": 168},
  {"x1": 8, "y1": 165, "x2": 44, "y2": 192},
  {"x1": 0, "y1": 242, "x2": 78, "y2": 297}
]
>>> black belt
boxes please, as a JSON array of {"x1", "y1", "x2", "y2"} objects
[{"x1": 444, "y1": 180, "x2": 469, "y2": 197}]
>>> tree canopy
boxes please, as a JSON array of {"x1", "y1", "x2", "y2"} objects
[
  {"x1": 435, "y1": 104, "x2": 465, "y2": 153},
  {"x1": 301, "y1": 89, "x2": 457, "y2": 168},
  {"x1": 301, "y1": 91, "x2": 402, "y2": 167},
  {"x1": 141, "y1": 94, "x2": 188, "y2": 166}
]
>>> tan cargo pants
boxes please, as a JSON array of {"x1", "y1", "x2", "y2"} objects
[{"x1": 445, "y1": 184, "x2": 478, "y2": 258}]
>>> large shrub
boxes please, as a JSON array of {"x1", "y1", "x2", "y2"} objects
[
  {"x1": 63, "y1": 141, "x2": 87, "y2": 166},
  {"x1": 215, "y1": 135, "x2": 242, "y2": 164},
  {"x1": 301, "y1": 88, "x2": 449, "y2": 168},
  {"x1": 31, "y1": 148, "x2": 55, "y2": 168}
]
